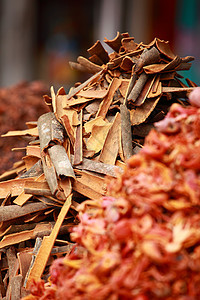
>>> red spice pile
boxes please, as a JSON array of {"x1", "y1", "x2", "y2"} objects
[
  {"x1": 0, "y1": 81, "x2": 49, "y2": 174},
  {"x1": 26, "y1": 89, "x2": 200, "y2": 299}
]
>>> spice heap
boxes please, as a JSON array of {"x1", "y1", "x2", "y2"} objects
[
  {"x1": 0, "y1": 32, "x2": 198, "y2": 298},
  {"x1": 27, "y1": 89, "x2": 200, "y2": 299},
  {"x1": 0, "y1": 81, "x2": 49, "y2": 174}
]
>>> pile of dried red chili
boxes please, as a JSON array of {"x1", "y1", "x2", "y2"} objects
[{"x1": 26, "y1": 89, "x2": 200, "y2": 299}]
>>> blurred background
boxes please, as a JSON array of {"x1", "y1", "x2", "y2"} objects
[
  {"x1": 0, "y1": 0, "x2": 200, "y2": 90},
  {"x1": 0, "y1": 0, "x2": 200, "y2": 173}
]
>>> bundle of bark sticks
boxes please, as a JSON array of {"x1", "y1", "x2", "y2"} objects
[{"x1": 0, "y1": 32, "x2": 197, "y2": 298}]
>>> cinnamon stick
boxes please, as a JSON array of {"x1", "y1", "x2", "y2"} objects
[
  {"x1": 0, "y1": 202, "x2": 50, "y2": 223},
  {"x1": 134, "y1": 46, "x2": 160, "y2": 74},
  {"x1": 26, "y1": 195, "x2": 72, "y2": 288},
  {"x1": 48, "y1": 145, "x2": 75, "y2": 179},
  {"x1": 120, "y1": 104, "x2": 133, "y2": 160},
  {"x1": 127, "y1": 72, "x2": 148, "y2": 103},
  {"x1": 37, "y1": 112, "x2": 64, "y2": 152},
  {"x1": 73, "y1": 109, "x2": 83, "y2": 165}
]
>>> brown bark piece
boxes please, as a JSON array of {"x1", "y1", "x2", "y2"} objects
[
  {"x1": 88, "y1": 54, "x2": 104, "y2": 65},
  {"x1": 20, "y1": 159, "x2": 43, "y2": 179},
  {"x1": 121, "y1": 37, "x2": 138, "y2": 52},
  {"x1": 48, "y1": 145, "x2": 75, "y2": 179},
  {"x1": 61, "y1": 114, "x2": 75, "y2": 147},
  {"x1": 87, "y1": 40, "x2": 109, "y2": 64},
  {"x1": 96, "y1": 78, "x2": 122, "y2": 119},
  {"x1": 66, "y1": 69, "x2": 104, "y2": 100},
  {"x1": 0, "y1": 202, "x2": 50, "y2": 223},
  {"x1": 0, "y1": 178, "x2": 32, "y2": 199},
  {"x1": 130, "y1": 96, "x2": 161, "y2": 125},
  {"x1": 26, "y1": 195, "x2": 72, "y2": 288},
  {"x1": 104, "y1": 31, "x2": 123, "y2": 52},
  {"x1": 151, "y1": 74, "x2": 161, "y2": 93},
  {"x1": 76, "y1": 87, "x2": 108, "y2": 99},
  {"x1": 120, "y1": 104, "x2": 133, "y2": 160},
  {"x1": 155, "y1": 38, "x2": 176, "y2": 59},
  {"x1": 107, "y1": 49, "x2": 142, "y2": 70},
  {"x1": 10, "y1": 274, "x2": 23, "y2": 300},
  {"x1": 0, "y1": 223, "x2": 53, "y2": 249},
  {"x1": 37, "y1": 112, "x2": 64, "y2": 152},
  {"x1": 65, "y1": 96, "x2": 94, "y2": 108},
  {"x1": 73, "y1": 156, "x2": 122, "y2": 177},
  {"x1": 99, "y1": 112, "x2": 121, "y2": 165},
  {"x1": 74, "y1": 170, "x2": 106, "y2": 196},
  {"x1": 120, "y1": 56, "x2": 135, "y2": 71},
  {"x1": 162, "y1": 86, "x2": 195, "y2": 93},
  {"x1": 73, "y1": 110, "x2": 83, "y2": 165},
  {"x1": 123, "y1": 72, "x2": 138, "y2": 104},
  {"x1": 127, "y1": 72, "x2": 149, "y2": 103},
  {"x1": 134, "y1": 75, "x2": 155, "y2": 106},
  {"x1": 148, "y1": 81, "x2": 162, "y2": 98},
  {"x1": 1, "y1": 127, "x2": 38, "y2": 138},
  {"x1": 77, "y1": 56, "x2": 103, "y2": 73},
  {"x1": 41, "y1": 152, "x2": 58, "y2": 195},
  {"x1": 26, "y1": 145, "x2": 41, "y2": 158},
  {"x1": 134, "y1": 47, "x2": 160, "y2": 74},
  {"x1": 24, "y1": 179, "x2": 51, "y2": 198},
  {"x1": 143, "y1": 55, "x2": 182, "y2": 74},
  {"x1": 86, "y1": 122, "x2": 112, "y2": 153},
  {"x1": 72, "y1": 181, "x2": 103, "y2": 201}
]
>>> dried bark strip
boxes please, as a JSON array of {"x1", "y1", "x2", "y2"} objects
[
  {"x1": 73, "y1": 110, "x2": 83, "y2": 165},
  {"x1": 0, "y1": 223, "x2": 53, "y2": 249},
  {"x1": 123, "y1": 71, "x2": 138, "y2": 104},
  {"x1": 48, "y1": 145, "x2": 75, "y2": 179},
  {"x1": 14, "y1": 174, "x2": 46, "y2": 206},
  {"x1": 6, "y1": 247, "x2": 19, "y2": 300},
  {"x1": 26, "y1": 145, "x2": 41, "y2": 158},
  {"x1": 162, "y1": 86, "x2": 195, "y2": 93},
  {"x1": 61, "y1": 114, "x2": 75, "y2": 146},
  {"x1": 76, "y1": 87, "x2": 108, "y2": 99},
  {"x1": 37, "y1": 112, "x2": 64, "y2": 152},
  {"x1": 24, "y1": 237, "x2": 42, "y2": 288},
  {"x1": 24, "y1": 179, "x2": 52, "y2": 196},
  {"x1": 20, "y1": 159, "x2": 43, "y2": 179},
  {"x1": 134, "y1": 46, "x2": 160, "y2": 74},
  {"x1": 104, "y1": 31, "x2": 124, "y2": 52},
  {"x1": 0, "y1": 178, "x2": 32, "y2": 199},
  {"x1": 26, "y1": 195, "x2": 72, "y2": 288},
  {"x1": 134, "y1": 75, "x2": 155, "y2": 106},
  {"x1": 86, "y1": 122, "x2": 112, "y2": 153},
  {"x1": 87, "y1": 40, "x2": 109, "y2": 64},
  {"x1": 127, "y1": 72, "x2": 149, "y2": 103},
  {"x1": 99, "y1": 112, "x2": 121, "y2": 165},
  {"x1": 72, "y1": 181, "x2": 103, "y2": 201},
  {"x1": 65, "y1": 97, "x2": 94, "y2": 108},
  {"x1": 1, "y1": 127, "x2": 38, "y2": 138},
  {"x1": 107, "y1": 48, "x2": 143, "y2": 70},
  {"x1": 0, "y1": 202, "x2": 51, "y2": 223},
  {"x1": 72, "y1": 155, "x2": 122, "y2": 177},
  {"x1": 143, "y1": 55, "x2": 182, "y2": 74},
  {"x1": 77, "y1": 56, "x2": 103, "y2": 73},
  {"x1": 96, "y1": 78, "x2": 122, "y2": 119},
  {"x1": 41, "y1": 153, "x2": 59, "y2": 195},
  {"x1": 120, "y1": 104, "x2": 133, "y2": 160},
  {"x1": 66, "y1": 69, "x2": 104, "y2": 100},
  {"x1": 10, "y1": 274, "x2": 23, "y2": 300},
  {"x1": 74, "y1": 169, "x2": 106, "y2": 196},
  {"x1": 130, "y1": 96, "x2": 161, "y2": 125}
]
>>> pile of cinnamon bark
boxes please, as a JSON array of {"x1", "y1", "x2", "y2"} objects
[{"x1": 0, "y1": 32, "x2": 197, "y2": 298}]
